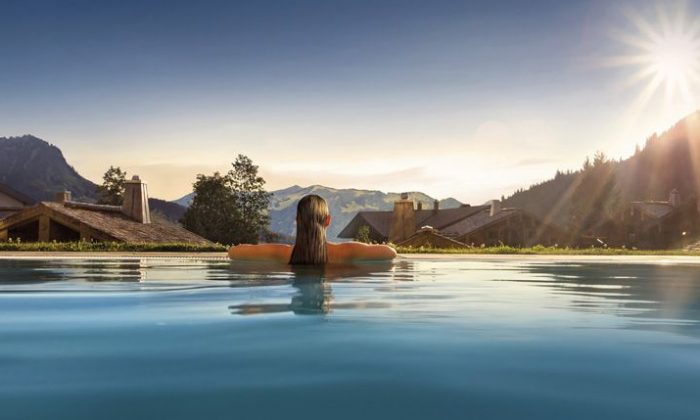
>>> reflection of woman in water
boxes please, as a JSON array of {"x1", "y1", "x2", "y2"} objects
[
  {"x1": 229, "y1": 263, "x2": 399, "y2": 316},
  {"x1": 229, "y1": 194, "x2": 396, "y2": 264}
]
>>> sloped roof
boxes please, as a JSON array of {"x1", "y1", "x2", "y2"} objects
[
  {"x1": 0, "y1": 183, "x2": 35, "y2": 205},
  {"x1": 0, "y1": 211, "x2": 17, "y2": 219},
  {"x1": 337, "y1": 211, "x2": 393, "y2": 239},
  {"x1": 442, "y1": 208, "x2": 520, "y2": 236},
  {"x1": 338, "y1": 205, "x2": 497, "y2": 239},
  {"x1": 631, "y1": 201, "x2": 675, "y2": 219},
  {"x1": 1, "y1": 201, "x2": 210, "y2": 244},
  {"x1": 397, "y1": 229, "x2": 468, "y2": 248},
  {"x1": 415, "y1": 205, "x2": 489, "y2": 230}
]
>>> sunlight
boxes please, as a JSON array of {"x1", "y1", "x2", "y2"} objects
[
  {"x1": 651, "y1": 31, "x2": 699, "y2": 101},
  {"x1": 609, "y1": 3, "x2": 700, "y2": 108}
]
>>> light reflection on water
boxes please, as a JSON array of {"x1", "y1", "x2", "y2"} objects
[{"x1": 1, "y1": 257, "x2": 700, "y2": 419}]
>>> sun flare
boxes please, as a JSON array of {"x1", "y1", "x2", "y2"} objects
[{"x1": 609, "y1": 3, "x2": 700, "y2": 107}]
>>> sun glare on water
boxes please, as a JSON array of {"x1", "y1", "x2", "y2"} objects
[{"x1": 609, "y1": 3, "x2": 700, "y2": 109}]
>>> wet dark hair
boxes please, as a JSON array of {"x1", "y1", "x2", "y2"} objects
[{"x1": 289, "y1": 195, "x2": 329, "y2": 265}]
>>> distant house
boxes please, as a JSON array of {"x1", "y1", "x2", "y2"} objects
[
  {"x1": 0, "y1": 176, "x2": 210, "y2": 244},
  {"x1": 339, "y1": 194, "x2": 563, "y2": 247},
  {"x1": 620, "y1": 189, "x2": 698, "y2": 249},
  {"x1": 0, "y1": 183, "x2": 35, "y2": 219}
]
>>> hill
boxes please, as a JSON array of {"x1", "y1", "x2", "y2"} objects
[
  {"x1": 503, "y1": 111, "x2": 700, "y2": 231},
  {"x1": 0, "y1": 135, "x2": 98, "y2": 202},
  {"x1": 148, "y1": 198, "x2": 187, "y2": 223},
  {"x1": 176, "y1": 185, "x2": 463, "y2": 240}
]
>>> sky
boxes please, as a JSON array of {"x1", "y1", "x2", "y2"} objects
[{"x1": 2, "y1": 0, "x2": 700, "y2": 203}]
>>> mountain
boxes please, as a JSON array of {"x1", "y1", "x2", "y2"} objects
[
  {"x1": 148, "y1": 198, "x2": 187, "y2": 223},
  {"x1": 176, "y1": 185, "x2": 463, "y2": 240},
  {"x1": 174, "y1": 193, "x2": 194, "y2": 207},
  {"x1": 503, "y1": 110, "x2": 700, "y2": 229},
  {"x1": 0, "y1": 135, "x2": 186, "y2": 223},
  {"x1": 0, "y1": 135, "x2": 98, "y2": 202}
]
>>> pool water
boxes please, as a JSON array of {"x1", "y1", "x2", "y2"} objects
[{"x1": 1, "y1": 257, "x2": 699, "y2": 419}]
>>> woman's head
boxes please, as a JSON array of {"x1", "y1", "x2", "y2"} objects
[{"x1": 289, "y1": 194, "x2": 330, "y2": 265}]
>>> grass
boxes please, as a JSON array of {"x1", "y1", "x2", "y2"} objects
[
  {"x1": 0, "y1": 242, "x2": 696, "y2": 256},
  {"x1": 394, "y1": 244, "x2": 700, "y2": 256},
  {"x1": 0, "y1": 241, "x2": 228, "y2": 253}
]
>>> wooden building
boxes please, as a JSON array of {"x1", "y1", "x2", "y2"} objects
[
  {"x1": 0, "y1": 177, "x2": 209, "y2": 244},
  {"x1": 0, "y1": 183, "x2": 35, "y2": 219},
  {"x1": 339, "y1": 195, "x2": 563, "y2": 247},
  {"x1": 619, "y1": 189, "x2": 699, "y2": 249}
]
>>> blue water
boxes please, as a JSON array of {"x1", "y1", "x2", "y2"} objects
[{"x1": 1, "y1": 257, "x2": 700, "y2": 420}]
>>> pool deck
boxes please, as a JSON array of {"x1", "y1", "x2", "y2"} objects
[{"x1": 1, "y1": 252, "x2": 700, "y2": 265}]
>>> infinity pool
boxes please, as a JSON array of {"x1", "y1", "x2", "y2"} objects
[{"x1": 1, "y1": 256, "x2": 699, "y2": 419}]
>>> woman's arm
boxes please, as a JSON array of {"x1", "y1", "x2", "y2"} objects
[
  {"x1": 228, "y1": 244, "x2": 293, "y2": 262},
  {"x1": 329, "y1": 242, "x2": 397, "y2": 262}
]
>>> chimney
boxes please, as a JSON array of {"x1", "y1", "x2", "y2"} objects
[
  {"x1": 490, "y1": 199, "x2": 502, "y2": 216},
  {"x1": 54, "y1": 191, "x2": 71, "y2": 203},
  {"x1": 388, "y1": 193, "x2": 416, "y2": 243},
  {"x1": 433, "y1": 199, "x2": 440, "y2": 212},
  {"x1": 122, "y1": 175, "x2": 151, "y2": 224},
  {"x1": 669, "y1": 189, "x2": 681, "y2": 207},
  {"x1": 417, "y1": 202, "x2": 423, "y2": 211}
]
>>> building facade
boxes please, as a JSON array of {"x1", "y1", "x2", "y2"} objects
[
  {"x1": 0, "y1": 183, "x2": 35, "y2": 219},
  {"x1": 339, "y1": 195, "x2": 563, "y2": 247},
  {"x1": 0, "y1": 177, "x2": 209, "y2": 244}
]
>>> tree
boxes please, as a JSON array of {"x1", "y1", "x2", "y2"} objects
[
  {"x1": 355, "y1": 225, "x2": 371, "y2": 243},
  {"x1": 182, "y1": 155, "x2": 272, "y2": 245},
  {"x1": 96, "y1": 166, "x2": 127, "y2": 205},
  {"x1": 182, "y1": 172, "x2": 240, "y2": 244},
  {"x1": 582, "y1": 156, "x2": 592, "y2": 171},
  {"x1": 228, "y1": 154, "x2": 272, "y2": 244},
  {"x1": 570, "y1": 151, "x2": 619, "y2": 238}
]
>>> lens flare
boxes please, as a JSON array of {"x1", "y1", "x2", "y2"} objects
[{"x1": 606, "y1": 3, "x2": 700, "y2": 108}]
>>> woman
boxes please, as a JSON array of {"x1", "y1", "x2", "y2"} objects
[{"x1": 228, "y1": 194, "x2": 397, "y2": 264}]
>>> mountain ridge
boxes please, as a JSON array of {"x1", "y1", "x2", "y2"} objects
[
  {"x1": 0, "y1": 135, "x2": 98, "y2": 202},
  {"x1": 503, "y1": 110, "x2": 700, "y2": 229}
]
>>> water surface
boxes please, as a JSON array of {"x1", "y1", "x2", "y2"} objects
[{"x1": 1, "y1": 257, "x2": 699, "y2": 419}]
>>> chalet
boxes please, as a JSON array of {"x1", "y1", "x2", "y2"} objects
[
  {"x1": 339, "y1": 193, "x2": 563, "y2": 247},
  {"x1": 620, "y1": 189, "x2": 698, "y2": 249},
  {"x1": 0, "y1": 183, "x2": 35, "y2": 219},
  {"x1": 0, "y1": 176, "x2": 210, "y2": 244}
]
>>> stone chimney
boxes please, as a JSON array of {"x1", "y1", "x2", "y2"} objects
[
  {"x1": 388, "y1": 193, "x2": 416, "y2": 243},
  {"x1": 54, "y1": 191, "x2": 71, "y2": 203},
  {"x1": 489, "y1": 199, "x2": 502, "y2": 216},
  {"x1": 433, "y1": 199, "x2": 440, "y2": 212},
  {"x1": 122, "y1": 175, "x2": 151, "y2": 224},
  {"x1": 669, "y1": 189, "x2": 681, "y2": 207}
]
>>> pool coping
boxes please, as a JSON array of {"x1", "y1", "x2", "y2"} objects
[
  {"x1": 0, "y1": 252, "x2": 230, "y2": 260},
  {"x1": 1, "y1": 252, "x2": 700, "y2": 265}
]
